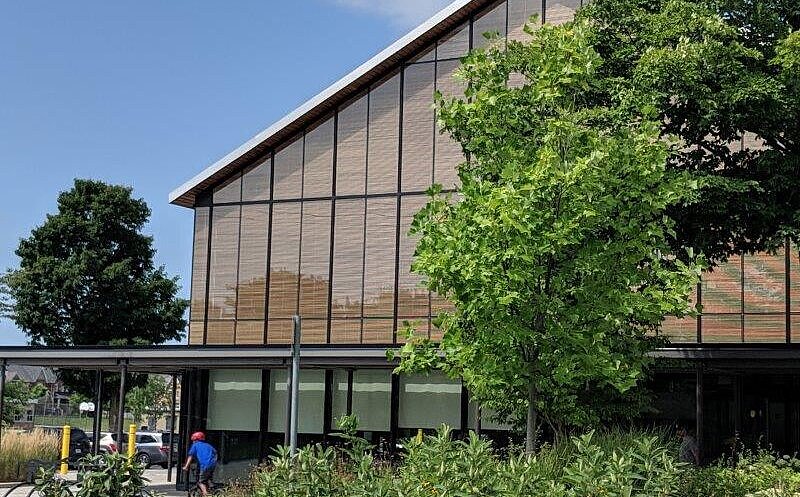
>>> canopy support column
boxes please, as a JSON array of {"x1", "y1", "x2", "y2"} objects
[
  {"x1": 167, "y1": 374, "x2": 177, "y2": 482},
  {"x1": 0, "y1": 360, "x2": 7, "y2": 447},
  {"x1": 92, "y1": 369, "x2": 104, "y2": 454},
  {"x1": 116, "y1": 362, "x2": 128, "y2": 453}
]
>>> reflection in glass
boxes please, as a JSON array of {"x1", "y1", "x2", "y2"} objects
[
  {"x1": 303, "y1": 118, "x2": 334, "y2": 198},
  {"x1": 336, "y1": 95, "x2": 368, "y2": 196},
  {"x1": 368, "y1": 74, "x2": 400, "y2": 194},
  {"x1": 208, "y1": 206, "x2": 240, "y2": 320},
  {"x1": 268, "y1": 204, "x2": 301, "y2": 318},
  {"x1": 299, "y1": 201, "x2": 331, "y2": 318},
  {"x1": 402, "y1": 63, "x2": 435, "y2": 192}
]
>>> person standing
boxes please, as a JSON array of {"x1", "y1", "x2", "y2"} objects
[{"x1": 182, "y1": 432, "x2": 218, "y2": 496}]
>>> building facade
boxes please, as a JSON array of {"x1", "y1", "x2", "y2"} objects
[{"x1": 171, "y1": 0, "x2": 800, "y2": 476}]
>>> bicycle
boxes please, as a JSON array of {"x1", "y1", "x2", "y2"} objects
[{"x1": 184, "y1": 467, "x2": 218, "y2": 497}]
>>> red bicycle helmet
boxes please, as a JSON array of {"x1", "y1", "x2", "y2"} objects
[{"x1": 191, "y1": 431, "x2": 206, "y2": 442}]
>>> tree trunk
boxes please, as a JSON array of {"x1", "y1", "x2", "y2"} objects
[
  {"x1": 525, "y1": 380, "x2": 538, "y2": 455},
  {"x1": 108, "y1": 396, "x2": 119, "y2": 433}
]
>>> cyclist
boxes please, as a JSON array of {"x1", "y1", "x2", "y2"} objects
[{"x1": 182, "y1": 432, "x2": 218, "y2": 496}]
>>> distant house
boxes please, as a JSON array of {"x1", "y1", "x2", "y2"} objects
[{"x1": 5, "y1": 365, "x2": 66, "y2": 428}]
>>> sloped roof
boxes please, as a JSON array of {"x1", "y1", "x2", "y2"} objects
[
  {"x1": 5, "y1": 364, "x2": 58, "y2": 384},
  {"x1": 169, "y1": 0, "x2": 490, "y2": 208}
]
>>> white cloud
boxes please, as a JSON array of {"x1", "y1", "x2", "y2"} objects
[{"x1": 331, "y1": 0, "x2": 454, "y2": 28}]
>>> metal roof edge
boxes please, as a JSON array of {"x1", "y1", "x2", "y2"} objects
[{"x1": 169, "y1": 0, "x2": 478, "y2": 207}]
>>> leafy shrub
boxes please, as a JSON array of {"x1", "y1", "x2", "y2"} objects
[
  {"x1": 0, "y1": 429, "x2": 59, "y2": 482},
  {"x1": 681, "y1": 451, "x2": 800, "y2": 497},
  {"x1": 245, "y1": 427, "x2": 684, "y2": 497},
  {"x1": 34, "y1": 452, "x2": 159, "y2": 497}
]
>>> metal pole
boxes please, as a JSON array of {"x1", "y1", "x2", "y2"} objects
[
  {"x1": 92, "y1": 369, "x2": 104, "y2": 455},
  {"x1": 116, "y1": 362, "x2": 128, "y2": 453},
  {"x1": 167, "y1": 374, "x2": 177, "y2": 482},
  {"x1": 0, "y1": 360, "x2": 7, "y2": 448},
  {"x1": 289, "y1": 315, "x2": 301, "y2": 457},
  {"x1": 696, "y1": 364, "x2": 704, "y2": 465}
]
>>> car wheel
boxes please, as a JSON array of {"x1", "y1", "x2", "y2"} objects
[{"x1": 135, "y1": 452, "x2": 151, "y2": 467}]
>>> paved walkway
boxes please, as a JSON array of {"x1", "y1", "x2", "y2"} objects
[{"x1": 0, "y1": 468, "x2": 185, "y2": 497}]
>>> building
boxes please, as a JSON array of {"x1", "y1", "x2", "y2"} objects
[
  {"x1": 167, "y1": 0, "x2": 800, "y2": 477},
  {"x1": 3, "y1": 365, "x2": 66, "y2": 429}
]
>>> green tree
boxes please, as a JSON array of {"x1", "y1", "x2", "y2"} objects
[
  {"x1": 2, "y1": 379, "x2": 47, "y2": 426},
  {"x1": 577, "y1": 0, "x2": 800, "y2": 261},
  {"x1": 125, "y1": 376, "x2": 171, "y2": 427},
  {"x1": 394, "y1": 21, "x2": 702, "y2": 452},
  {"x1": 0, "y1": 180, "x2": 187, "y2": 408}
]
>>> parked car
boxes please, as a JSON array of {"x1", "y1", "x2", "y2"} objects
[
  {"x1": 112, "y1": 432, "x2": 173, "y2": 468},
  {"x1": 37, "y1": 426, "x2": 91, "y2": 465},
  {"x1": 96, "y1": 432, "x2": 117, "y2": 454}
]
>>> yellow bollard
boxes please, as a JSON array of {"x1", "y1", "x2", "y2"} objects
[
  {"x1": 60, "y1": 425, "x2": 70, "y2": 475},
  {"x1": 127, "y1": 424, "x2": 137, "y2": 460},
  {"x1": 416, "y1": 428, "x2": 423, "y2": 445}
]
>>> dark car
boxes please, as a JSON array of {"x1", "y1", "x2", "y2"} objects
[{"x1": 38, "y1": 426, "x2": 92, "y2": 465}]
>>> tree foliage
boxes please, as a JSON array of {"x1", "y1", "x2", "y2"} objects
[
  {"x1": 394, "y1": 21, "x2": 703, "y2": 449},
  {"x1": 2, "y1": 379, "x2": 47, "y2": 426},
  {"x1": 125, "y1": 375, "x2": 171, "y2": 426},
  {"x1": 578, "y1": 0, "x2": 800, "y2": 261},
  {"x1": 0, "y1": 179, "x2": 187, "y2": 396}
]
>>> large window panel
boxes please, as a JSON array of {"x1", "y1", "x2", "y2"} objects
[
  {"x1": 303, "y1": 118, "x2": 334, "y2": 198},
  {"x1": 299, "y1": 201, "x2": 331, "y2": 318},
  {"x1": 508, "y1": 0, "x2": 542, "y2": 41},
  {"x1": 743, "y1": 251, "x2": 785, "y2": 313},
  {"x1": 702, "y1": 315, "x2": 742, "y2": 343},
  {"x1": 236, "y1": 321, "x2": 264, "y2": 345},
  {"x1": 188, "y1": 322, "x2": 205, "y2": 345},
  {"x1": 545, "y1": 0, "x2": 580, "y2": 25},
  {"x1": 472, "y1": 1, "x2": 507, "y2": 49},
  {"x1": 190, "y1": 207, "x2": 210, "y2": 325},
  {"x1": 268, "y1": 203, "x2": 301, "y2": 318},
  {"x1": 352, "y1": 370, "x2": 392, "y2": 431},
  {"x1": 661, "y1": 316, "x2": 698, "y2": 343},
  {"x1": 744, "y1": 314, "x2": 785, "y2": 342},
  {"x1": 237, "y1": 204, "x2": 269, "y2": 321},
  {"x1": 434, "y1": 59, "x2": 465, "y2": 188},
  {"x1": 213, "y1": 173, "x2": 241, "y2": 204},
  {"x1": 402, "y1": 63, "x2": 435, "y2": 192},
  {"x1": 331, "y1": 319, "x2": 361, "y2": 344},
  {"x1": 398, "y1": 196, "x2": 430, "y2": 318},
  {"x1": 701, "y1": 256, "x2": 743, "y2": 314},
  {"x1": 331, "y1": 369, "x2": 349, "y2": 425},
  {"x1": 206, "y1": 321, "x2": 235, "y2": 345},
  {"x1": 273, "y1": 137, "x2": 304, "y2": 200},
  {"x1": 363, "y1": 198, "x2": 397, "y2": 318},
  {"x1": 367, "y1": 74, "x2": 400, "y2": 194},
  {"x1": 207, "y1": 370, "x2": 261, "y2": 431},
  {"x1": 336, "y1": 95, "x2": 368, "y2": 196},
  {"x1": 363, "y1": 319, "x2": 394, "y2": 344},
  {"x1": 301, "y1": 319, "x2": 328, "y2": 344},
  {"x1": 268, "y1": 369, "x2": 325, "y2": 434},
  {"x1": 399, "y1": 372, "x2": 461, "y2": 429},
  {"x1": 792, "y1": 244, "x2": 800, "y2": 313},
  {"x1": 332, "y1": 199, "x2": 365, "y2": 319},
  {"x1": 267, "y1": 319, "x2": 292, "y2": 345},
  {"x1": 242, "y1": 157, "x2": 271, "y2": 202},
  {"x1": 437, "y1": 23, "x2": 469, "y2": 60},
  {"x1": 208, "y1": 206, "x2": 240, "y2": 320}
]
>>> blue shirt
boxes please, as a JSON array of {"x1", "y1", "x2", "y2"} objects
[{"x1": 188, "y1": 440, "x2": 217, "y2": 470}]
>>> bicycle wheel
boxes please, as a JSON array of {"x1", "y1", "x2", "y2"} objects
[{"x1": 187, "y1": 485, "x2": 203, "y2": 497}]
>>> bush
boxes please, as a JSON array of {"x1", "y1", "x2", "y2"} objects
[
  {"x1": 34, "y1": 452, "x2": 159, "y2": 497},
  {"x1": 681, "y1": 451, "x2": 800, "y2": 497},
  {"x1": 242, "y1": 427, "x2": 685, "y2": 497},
  {"x1": 0, "y1": 429, "x2": 60, "y2": 482}
]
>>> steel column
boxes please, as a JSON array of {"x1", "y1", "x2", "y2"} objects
[
  {"x1": 289, "y1": 315, "x2": 301, "y2": 456},
  {"x1": 0, "y1": 360, "x2": 7, "y2": 447},
  {"x1": 116, "y1": 362, "x2": 128, "y2": 453},
  {"x1": 167, "y1": 374, "x2": 177, "y2": 482},
  {"x1": 92, "y1": 369, "x2": 104, "y2": 455},
  {"x1": 696, "y1": 364, "x2": 704, "y2": 464}
]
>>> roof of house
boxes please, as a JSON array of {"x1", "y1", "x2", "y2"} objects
[
  {"x1": 169, "y1": 0, "x2": 490, "y2": 208},
  {"x1": 5, "y1": 364, "x2": 58, "y2": 384}
]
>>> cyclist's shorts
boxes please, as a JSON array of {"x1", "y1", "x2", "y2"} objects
[{"x1": 198, "y1": 467, "x2": 215, "y2": 486}]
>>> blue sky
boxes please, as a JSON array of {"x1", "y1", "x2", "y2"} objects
[{"x1": 0, "y1": 0, "x2": 451, "y2": 345}]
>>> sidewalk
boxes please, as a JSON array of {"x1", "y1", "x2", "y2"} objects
[{"x1": 0, "y1": 468, "x2": 184, "y2": 497}]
